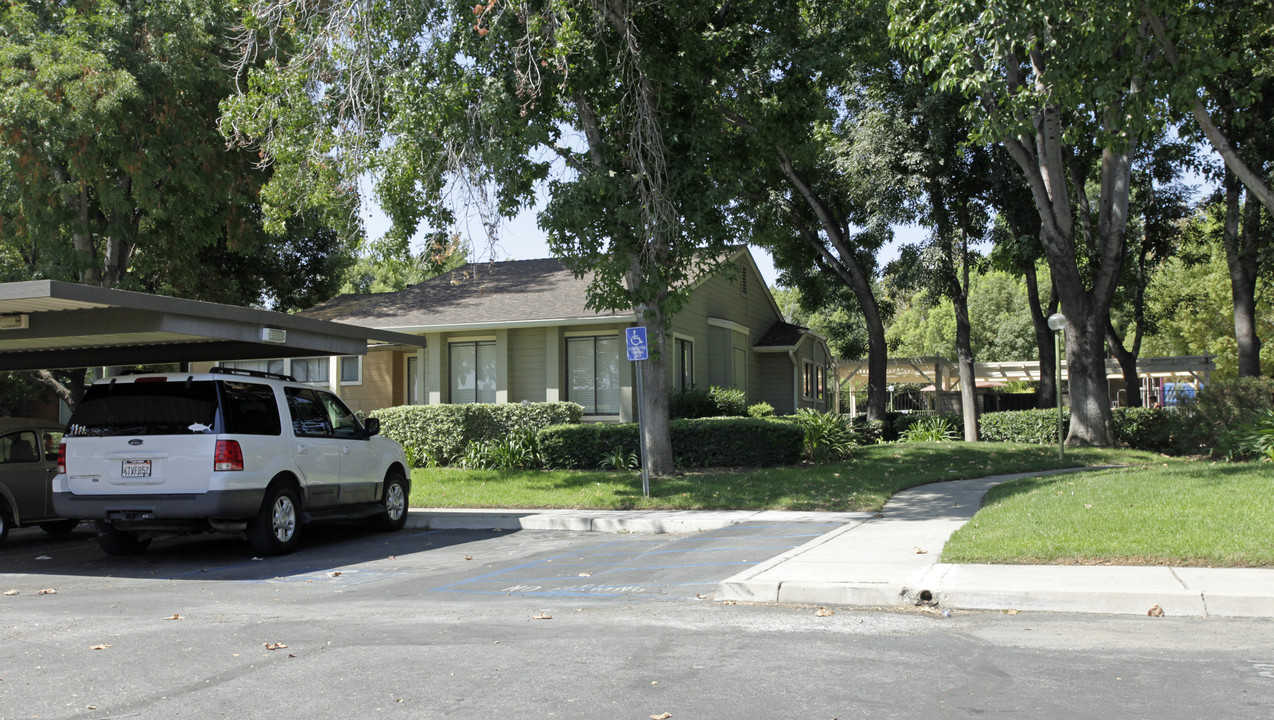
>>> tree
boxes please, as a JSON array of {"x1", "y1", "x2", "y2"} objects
[
  {"x1": 0, "y1": 0, "x2": 353, "y2": 408},
  {"x1": 720, "y1": 1, "x2": 912, "y2": 423},
  {"x1": 891, "y1": 1, "x2": 1166, "y2": 446},
  {"x1": 227, "y1": 1, "x2": 764, "y2": 475}
]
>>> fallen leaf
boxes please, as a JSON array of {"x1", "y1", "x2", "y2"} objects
[
  {"x1": 1148, "y1": 604, "x2": 1165, "y2": 617},
  {"x1": 913, "y1": 547, "x2": 927, "y2": 555},
  {"x1": 579, "y1": 572, "x2": 592, "y2": 577},
  {"x1": 1084, "y1": 504, "x2": 1093, "y2": 509},
  {"x1": 34, "y1": 555, "x2": 51, "y2": 560},
  {"x1": 38, "y1": 588, "x2": 56, "y2": 595},
  {"x1": 651, "y1": 713, "x2": 672, "y2": 720},
  {"x1": 492, "y1": 528, "x2": 503, "y2": 533},
  {"x1": 288, "y1": 654, "x2": 297, "y2": 658},
  {"x1": 165, "y1": 614, "x2": 183, "y2": 621},
  {"x1": 4, "y1": 590, "x2": 18, "y2": 596},
  {"x1": 652, "y1": 681, "x2": 659, "y2": 685},
  {"x1": 464, "y1": 555, "x2": 474, "y2": 561},
  {"x1": 1004, "y1": 609, "x2": 1019, "y2": 615},
  {"x1": 265, "y1": 642, "x2": 288, "y2": 651},
  {"x1": 815, "y1": 607, "x2": 835, "y2": 617},
  {"x1": 327, "y1": 571, "x2": 342, "y2": 578},
  {"x1": 388, "y1": 555, "x2": 396, "y2": 560},
  {"x1": 873, "y1": 513, "x2": 884, "y2": 519},
  {"x1": 533, "y1": 612, "x2": 552, "y2": 620},
  {"x1": 91, "y1": 644, "x2": 111, "y2": 650}
]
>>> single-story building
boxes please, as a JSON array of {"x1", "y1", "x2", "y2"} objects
[{"x1": 197, "y1": 248, "x2": 832, "y2": 420}]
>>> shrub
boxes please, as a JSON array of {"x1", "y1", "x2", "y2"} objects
[
  {"x1": 371, "y1": 402, "x2": 583, "y2": 466},
  {"x1": 707, "y1": 386, "x2": 748, "y2": 416},
  {"x1": 979, "y1": 408, "x2": 1066, "y2": 444},
  {"x1": 791, "y1": 409, "x2": 857, "y2": 462},
  {"x1": 1110, "y1": 407, "x2": 1180, "y2": 452},
  {"x1": 894, "y1": 413, "x2": 964, "y2": 440},
  {"x1": 670, "y1": 386, "x2": 748, "y2": 419},
  {"x1": 539, "y1": 418, "x2": 802, "y2": 469},
  {"x1": 539, "y1": 423, "x2": 640, "y2": 470},
  {"x1": 747, "y1": 402, "x2": 775, "y2": 419},
  {"x1": 1175, "y1": 377, "x2": 1274, "y2": 454},
  {"x1": 900, "y1": 416, "x2": 958, "y2": 442},
  {"x1": 598, "y1": 446, "x2": 640, "y2": 471}
]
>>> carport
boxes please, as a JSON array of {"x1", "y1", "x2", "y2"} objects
[{"x1": 0, "y1": 280, "x2": 425, "y2": 371}]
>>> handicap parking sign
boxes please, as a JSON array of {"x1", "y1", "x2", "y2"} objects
[{"x1": 625, "y1": 326, "x2": 648, "y2": 361}]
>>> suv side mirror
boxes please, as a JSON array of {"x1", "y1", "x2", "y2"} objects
[{"x1": 363, "y1": 417, "x2": 380, "y2": 437}]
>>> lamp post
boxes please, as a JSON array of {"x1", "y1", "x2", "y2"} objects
[{"x1": 1047, "y1": 313, "x2": 1068, "y2": 462}]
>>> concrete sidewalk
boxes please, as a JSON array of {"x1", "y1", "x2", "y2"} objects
[{"x1": 405, "y1": 468, "x2": 1274, "y2": 618}]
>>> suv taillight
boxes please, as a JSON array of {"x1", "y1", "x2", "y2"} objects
[
  {"x1": 214, "y1": 440, "x2": 244, "y2": 471},
  {"x1": 57, "y1": 440, "x2": 66, "y2": 474}
]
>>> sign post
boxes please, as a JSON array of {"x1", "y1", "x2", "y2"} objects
[{"x1": 625, "y1": 326, "x2": 650, "y2": 496}]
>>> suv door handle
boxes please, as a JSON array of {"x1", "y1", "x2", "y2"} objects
[
  {"x1": 340, "y1": 445, "x2": 352, "y2": 455},
  {"x1": 296, "y1": 444, "x2": 308, "y2": 454}
]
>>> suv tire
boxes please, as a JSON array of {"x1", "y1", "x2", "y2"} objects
[
  {"x1": 0, "y1": 501, "x2": 10, "y2": 546},
  {"x1": 377, "y1": 469, "x2": 409, "y2": 532},
  {"x1": 96, "y1": 521, "x2": 152, "y2": 556},
  {"x1": 250, "y1": 484, "x2": 300, "y2": 556}
]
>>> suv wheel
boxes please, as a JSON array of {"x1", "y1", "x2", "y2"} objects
[
  {"x1": 250, "y1": 484, "x2": 300, "y2": 556},
  {"x1": 95, "y1": 521, "x2": 151, "y2": 556},
  {"x1": 377, "y1": 470, "x2": 408, "y2": 532},
  {"x1": 0, "y1": 501, "x2": 11, "y2": 546}
]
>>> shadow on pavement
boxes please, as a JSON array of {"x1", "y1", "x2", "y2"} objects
[{"x1": 0, "y1": 523, "x2": 507, "y2": 582}]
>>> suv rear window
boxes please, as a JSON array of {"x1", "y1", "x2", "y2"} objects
[{"x1": 69, "y1": 380, "x2": 219, "y2": 436}]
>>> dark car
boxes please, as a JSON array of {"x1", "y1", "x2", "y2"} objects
[{"x1": 0, "y1": 418, "x2": 78, "y2": 545}]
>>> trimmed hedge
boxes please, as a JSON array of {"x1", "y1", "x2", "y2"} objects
[
  {"x1": 978, "y1": 408, "x2": 1067, "y2": 444},
  {"x1": 669, "y1": 386, "x2": 749, "y2": 419},
  {"x1": 371, "y1": 402, "x2": 584, "y2": 466},
  {"x1": 539, "y1": 417, "x2": 803, "y2": 469}
]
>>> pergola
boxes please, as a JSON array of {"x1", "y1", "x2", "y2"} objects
[{"x1": 834, "y1": 355, "x2": 1216, "y2": 414}]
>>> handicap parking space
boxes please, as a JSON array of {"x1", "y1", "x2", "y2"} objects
[
  {"x1": 427, "y1": 522, "x2": 841, "y2": 602},
  {"x1": 0, "y1": 520, "x2": 847, "y2": 604}
]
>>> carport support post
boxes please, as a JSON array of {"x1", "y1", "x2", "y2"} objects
[{"x1": 636, "y1": 361, "x2": 650, "y2": 496}]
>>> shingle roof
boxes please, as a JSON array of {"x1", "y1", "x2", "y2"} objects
[
  {"x1": 302, "y1": 258, "x2": 626, "y2": 329},
  {"x1": 755, "y1": 320, "x2": 809, "y2": 348}
]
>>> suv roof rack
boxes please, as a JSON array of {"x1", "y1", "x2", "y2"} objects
[{"x1": 210, "y1": 366, "x2": 296, "y2": 382}]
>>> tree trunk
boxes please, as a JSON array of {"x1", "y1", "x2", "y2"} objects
[
  {"x1": 1105, "y1": 317, "x2": 1141, "y2": 408},
  {"x1": 630, "y1": 268, "x2": 675, "y2": 477},
  {"x1": 1223, "y1": 174, "x2": 1263, "y2": 377},
  {"x1": 953, "y1": 239, "x2": 979, "y2": 442},
  {"x1": 953, "y1": 296, "x2": 979, "y2": 442},
  {"x1": 1061, "y1": 302, "x2": 1114, "y2": 447},
  {"x1": 1024, "y1": 262, "x2": 1058, "y2": 408}
]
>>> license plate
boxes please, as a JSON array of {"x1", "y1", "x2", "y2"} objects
[{"x1": 121, "y1": 460, "x2": 152, "y2": 478}]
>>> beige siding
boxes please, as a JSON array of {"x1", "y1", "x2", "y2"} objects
[
  {"x1": 339, "y1": 351, "x2": 395, "y2": 413},
  {"x1": 508, "y1": 327, "x2": 547, "y2": 403}
]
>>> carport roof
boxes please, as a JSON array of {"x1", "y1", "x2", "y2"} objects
[{"x1": 0, "y1": 280, "x2": 424, "y2": 371}]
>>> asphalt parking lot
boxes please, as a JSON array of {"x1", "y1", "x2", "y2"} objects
[{"x1": 0, "y1": 519, "x2": 840, "y2": 603}]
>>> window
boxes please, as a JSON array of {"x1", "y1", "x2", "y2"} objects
[
  {"x1": 220, "y1": 382, "x2": 282, "y2": 436},
  {"x1": 285, "y1": 387, "x2": 331, "y2": 437},
  {"x1": 675, "y1": 337, "x2": 694, "y2": 392},
  {"x1": 567, "y1": 335, "x2": 620, "y2": 415},
  {"x1": 222, "y1": 359, "x2": 285, "y2": 376},
  {"x1": 450, "y1": 341, "x2": 496, "y2": 404},
  {"x1": 803, "y1": 362, "x2": 815, "y2": 399},
  {"x1": 339, "y1": 356, "x2": 361, "y2": 384},
  {"x1": 816, "y1": 365, "x2": 825, "y2": 401},
  {"x1": 3, "y1": 431, "x2": 40, "y2": 463},
  {"x1": 318, "y1": 390, "x2": 362, "y2": 439},
  {"x1": 406, "y1": 355, "x2": 419, "y2": 405},
  {"x1": 291, "y1": 357, "x2": 329, "y2": 384}
]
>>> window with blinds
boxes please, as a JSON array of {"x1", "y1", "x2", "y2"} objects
[
  {"x1": 567, "y1": 335, "x2": 620, "y2": 415},
  {"x1": 450, "y1": 341, "x2": 496, "y2": 404}
]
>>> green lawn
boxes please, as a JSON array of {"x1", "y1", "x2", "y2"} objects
[
  {"x1": 941, "y1": 461, "x2": 1274, "y2": 567},
  {"x1": 408, "y1": 443, "x2": 1162, "y2": 512}
]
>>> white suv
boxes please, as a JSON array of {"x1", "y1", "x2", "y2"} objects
[{"x1": 52, "y1": 368, "x2": 411, "y2": 556}]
